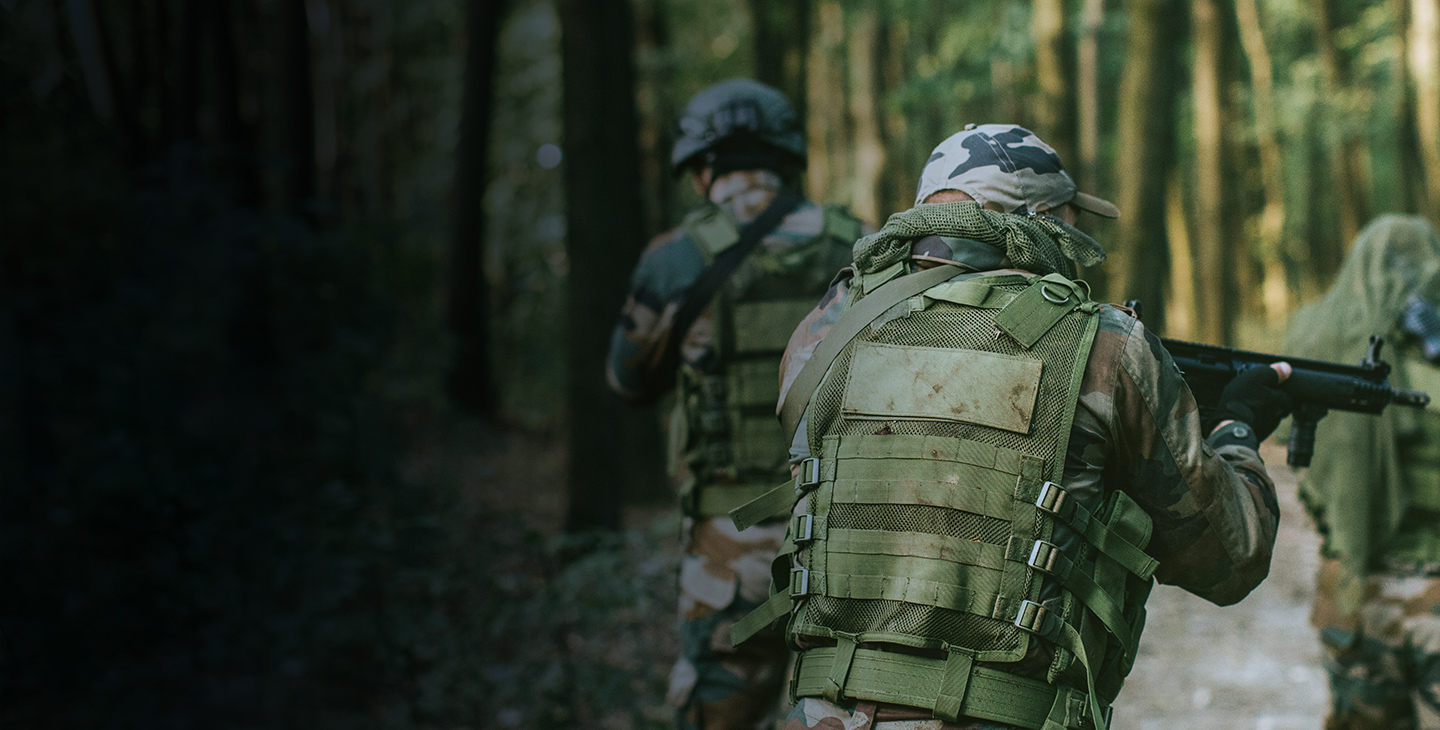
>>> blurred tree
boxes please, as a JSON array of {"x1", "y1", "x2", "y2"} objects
[
  {"x1": 559, "y1": 0, "x2": 659, "y2": 532},
  {"x1": 1192, "y1": 0, "x2": 1234, "y2": 344},
  {"x1": 1111, "y1": 0, "x2": 1185, "y2": 333},
  {"x1": 848, "y1": 6, "x2": 884, "y2": 223},
  {"x1": 1235, "y1": 0, "x2": 1290, "y2": 326},
  {"x1": 282, "y1": 0, "x2": 317, "y2": 219},
  {"x1": 1076, "y1": 0, "x2": 1105, "y2": 194},
  {"x1": 447, "y1": 0, "x2": 507, "y2": 417},
  {"x1": 1312, "y1": 0, "x2": 1370, "y2": 248},
  {"x1": 1032, "y1": 0, "x2": 1075, "y2": 165},
  {"x1": 806, "y1": 0, "x2": 848, "y2": 204},
  {"x1": 1414, "y1": 0, "x2": 1440, "y2": 220},
  {"x1": 748, "y1": 0, "x2": 810, "y2": 126}
]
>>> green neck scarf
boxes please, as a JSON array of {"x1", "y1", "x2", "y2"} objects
[{"x1": 852, "y1": 201, "x2": 1106, "y2": 278}]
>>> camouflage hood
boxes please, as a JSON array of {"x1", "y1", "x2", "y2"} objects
[
  {"x1": 1287, "y1": 214, "x2": 1440, "y2": 611},
  {"x1": 852, "y1": 200, "x2": 1105, "y2": 279}
]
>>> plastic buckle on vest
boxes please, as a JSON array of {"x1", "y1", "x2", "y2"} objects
[
  {"x1": 792, "y1": 513, "x2": 815, "y2": 543},
  {"x1": 797, "y1": 457, "x2": 821, "y2": 491},
  {"x1": 1014, "y1": 599, "x2": 1049, "y2": 634},
  {"x1": 1035, "y1": 481, "x2": 1068, "y2": 514},
  {"x1": 1027, "y1": 540, "x2": 1060, "y2": 574},
  {"x1": 790, "y1": 567, "x2": 811, "y2": 597}
]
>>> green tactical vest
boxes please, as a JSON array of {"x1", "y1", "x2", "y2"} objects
[
  {"x1": 731, "y1": 269, "x2": 1159, "y2": 730},
  {"x1": 674, "y1": 201, "x2": 860, "y2": 519}
]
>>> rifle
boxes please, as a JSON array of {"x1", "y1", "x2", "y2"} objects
[{"x1": 1123, "y1": 300, "x2": 1431, "y2": 467}]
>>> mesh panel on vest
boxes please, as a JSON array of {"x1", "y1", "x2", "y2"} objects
[{"x1": 794, "y1": 278, "x2": 1092, "y2": 657}]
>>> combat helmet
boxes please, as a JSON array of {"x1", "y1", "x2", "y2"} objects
[{"x1": 671, "y1": 78, "x2": 805, "y2": 175}]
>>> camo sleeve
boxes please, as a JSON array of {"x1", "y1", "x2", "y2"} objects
[
  {"x1": 1095, "y1": 308, "x2": 1279, "y2": 605},
  {"x1": 605, "y1": 229, "x2": 711, "y2": 401}
]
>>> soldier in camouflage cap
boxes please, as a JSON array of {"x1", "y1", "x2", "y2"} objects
[
  {"x1": 607, "y1": 78, "x2": 868, "y2": 730},
  {"x1": 729, "y1": 124, "x2": 1292, "y2": 730}
]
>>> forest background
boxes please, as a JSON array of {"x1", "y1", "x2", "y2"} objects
[{"x1": 2, "y1": 0, "x2": 1438, "y2": 728}]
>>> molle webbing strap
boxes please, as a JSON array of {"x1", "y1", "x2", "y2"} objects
[
  {"x1": 778, "y1": 265, "x2": 977, "y2": 445},
  {"x1": 791, "y1": 647, "x2": 1083, "y2": 729}
]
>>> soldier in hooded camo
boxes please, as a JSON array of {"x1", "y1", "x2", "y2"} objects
[
  {"x1": 1287, "y1": 215, "x2": 1440, "y2": 730},
  {"x1": 726, "y1": 124, "x2": 1293, "y2": 730},
  {"x1": 605, "y1": 79, "x2": 868, "y2": 730}
]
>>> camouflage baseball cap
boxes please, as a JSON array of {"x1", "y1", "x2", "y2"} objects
[{"x1": 914, "y1": 124, "x2": 1119, "y2": 218}]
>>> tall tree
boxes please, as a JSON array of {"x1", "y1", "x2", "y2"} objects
[
  {"x1": 446, "y1": 0, "x2": 507, "y2": 417},
  {"x1": 1414, "y1": 0, "x2": 1440, "y2": 220},
  {"x1": 848, "y1": 7, "x2": 884, "y2": 223},
  {"x1": 1313, "y1": 0, "x2": 1370, "y2": 247},
  {"x1": 806, "y1": 0, "x2": 849, "y2": 204},
  {"x1": 1192, "y1": 0, "x2": 1233, "y2": 345},
  {"x1": 1111, "y1": 0, "x2": 1185, "y2": 333},
  {"x1": 559, "y1": 0, "x2": 656, "y2": 532},
  {"x1": 1235, "y1": 0, "x2": 1289, "y2": 325},
  {"x1": 748, "y1": 0, "x2": 810, "y2": 125},
  {"x1": 282, "y1": 0, "x2": 316, "y2": 219},
  {"x1": 1032, "y1": 0, "x2": 1076, "y2": 166},
  {"x1": 1076, "y1": 0, "x2": 1105, "y2": 194}
]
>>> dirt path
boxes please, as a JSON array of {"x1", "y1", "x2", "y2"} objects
[{"x1": 1113, "y1": 443, "x2": 1328, "y2": 729}]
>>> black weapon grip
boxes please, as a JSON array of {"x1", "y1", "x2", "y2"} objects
[{"x1": 1287, "y1": 403, "x2": 1329, "y2": 468}]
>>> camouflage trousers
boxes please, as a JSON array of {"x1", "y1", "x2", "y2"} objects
[
  {"x1": 668, "y1": 516, "x2": 790, "y2": 730},
  {"x1": 1312, "y1": 558, "x2": 1440, "y2": 730}
]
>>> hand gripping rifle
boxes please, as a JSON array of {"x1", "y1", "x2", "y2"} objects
[{"x1": 1123, "y1": 301, "x2": 1431, "y2": 467}]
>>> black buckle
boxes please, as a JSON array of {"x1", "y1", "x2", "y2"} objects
[
  {"x1": 790, "y1": 567, "x2": 811, "y2": 597},
  {"x1": 1027, "y1": 540, "x2": 1059, "y2": 573},
  {"x1": 792, "y1": 513, "x2": 815, "y2": 543},
  {"x1": 797, "y1": 457, "x2": 821, "y2": 490},
  {"x1": 1014, "y1": 599, "x2": 1048, "y2": 633},
  {"x1": 1035, "y1": 481, "x2": 1068, "y2": 514}
]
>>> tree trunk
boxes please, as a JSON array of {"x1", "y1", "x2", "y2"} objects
[
  {"x1": 1395, "y1": 0, "x2": 1424, "y2": 213},
  {"x1": 1032, "y1": 0, "x2": 1076, "y2": 166},
  {"x1": 1111, "y1": 0, "x2": 1184, "y2": 333},
  {"x1": 1165, "y1": 168, "x2": 1196, "y2": 339},
  {"x1": 1414, "y1": 0, "x2": 1440, "y2": 220},
  {"x1": 847, "y1": 8, "x2": 884, "y2": 224},
  {"x1": 446, "y1": 0, "x2": 506, "y2": 418},
  {"x1": 806, "y1": 0, "x2": 848, "y2": 204},
  {"x1": 1313, "y1": 0, "x2": 1369, "y2": 247},
  {"x1": 1076, "y1": 0, "x2": 1105, "y2": 194},
  {"x1": 748, "y1": 0, "x2": 810, "y2": 125},
  {"x1": 559, "y1": 0, "x2": 660, "y2": 532},
  {"x1": 212, "y1": 0, "x2": 260, "y2": 205},
  {"x1": 282, "y1": 0, "x2": 316, "y2": 219},
  {"x1": 635, "y1": 0, "x2": 677, "y2": 234},
  {"x1": 1235, "y1": 0, "x2": 1289, "y2": 326},
  {"x1": 173, "y1": 0, "x2": 203, "y2": 144},
  {"x1": 1192, "y1": 0, "x2": 1232, "y2": 345}
]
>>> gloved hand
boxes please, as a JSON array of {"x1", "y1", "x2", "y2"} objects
[{"x1": 1203, "y1": 363, "x2": 1294, "y2": 441}]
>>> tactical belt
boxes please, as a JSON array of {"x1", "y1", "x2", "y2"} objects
[{"x1": 792, "y1": 645, "x2": 1102, "y2": 730}]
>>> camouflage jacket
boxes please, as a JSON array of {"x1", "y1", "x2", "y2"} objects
[
  {"x1": 607, "y1": 170, "x2": 861, "y2": 399},
  {"x1": 780, "y1": 265, "x2": 1280, "y2": 608}
]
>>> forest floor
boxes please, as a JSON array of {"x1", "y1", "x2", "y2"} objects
[{"x1": 466, "y1": 434, "x2": 1327, "y2": 729}]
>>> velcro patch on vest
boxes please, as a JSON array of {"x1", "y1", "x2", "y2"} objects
[{"x1": 840, "y1": 342, "x2": 1042, "y2": 434}]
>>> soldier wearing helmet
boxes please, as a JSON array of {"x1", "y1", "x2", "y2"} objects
[
  {"x1": 606, "y1": 79, "x2": 868, "y2": 730},
  {"x1": 728, "y1": 124, "x2": 1292, "y2": 730}
]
